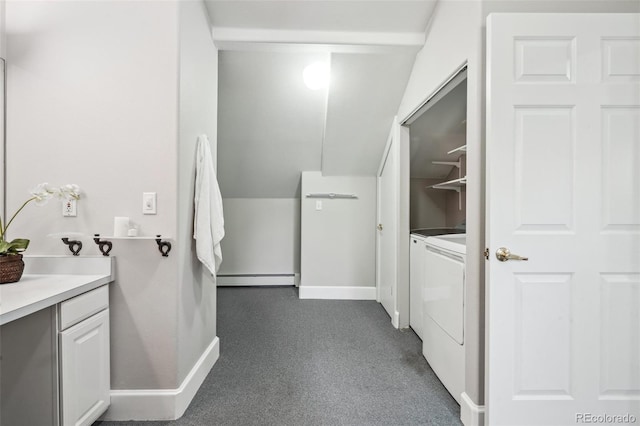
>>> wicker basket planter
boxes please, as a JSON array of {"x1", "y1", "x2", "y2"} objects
[{"x1": 0, "y1": 254, "x2": 25, "y2": 284}]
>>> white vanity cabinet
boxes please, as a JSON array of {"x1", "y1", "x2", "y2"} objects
[
  {"x1": 58, "y1": 285, "x2": 111, "y2": 426},
  {"x1": 0, "y1": 257, "x2": 113, "y2": 426}
]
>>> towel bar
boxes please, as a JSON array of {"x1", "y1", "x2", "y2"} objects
[{"x1": 305, "y1": 193, "x2": 357, "y2": 199}]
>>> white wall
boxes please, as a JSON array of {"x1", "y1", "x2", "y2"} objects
[
  {"x1": 300, "y1": 171, "x2": 376, "y2": 299},
  {"x1": 176, "y1": 0, "x2": 219, "y2": 390},
  {"x1": 218, "y1": 198, "x2": 300, "y2": 278},
  {"x1": 409, "y1": 178, "x2": 447, "y2": 230},
  {"x1": 5, "y1": 2, "x2": 222, "y2": 418},
  {"x1": 0, "y1": 0, "x2": 5, "y2": 223},
  {"x1": 482, "y1": 0, "x2": 640, "y2": 16},
  {"x1": 0, "y1": 1, "x2": 5, "y2": 58},
  {"x1": 5, "y1": 0, "x2": 181, "y2": 392}
]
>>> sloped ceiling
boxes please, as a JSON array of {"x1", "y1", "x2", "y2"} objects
[
  {"x1": 206, "y1": 0, "x2": 437, "y2": 198},
  {"x1": 217, "y1": 50, "x2": 327, "y2": 198}
]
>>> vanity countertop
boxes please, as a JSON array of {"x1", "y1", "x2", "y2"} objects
[{"x1": 0, "y1": 256, "x2": 114, "y2": 326}]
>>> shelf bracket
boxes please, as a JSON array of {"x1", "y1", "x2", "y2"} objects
[
  {"x1": 432, "y1": 160, "x2": 461, "y2": 169},
  {"x1": 447, "y1": 145, "x2": 467, "y2": 155},
  {"x1": 93, "y1": 234, "x2": 113, "y2": 257},
  {"x1": 155, "y1": 235, "x2": 172, "y2": 257},
  {"x1": 61, "y1": 238, "x2": 83, "y2": 256}
]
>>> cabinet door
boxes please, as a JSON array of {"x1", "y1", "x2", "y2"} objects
[{"x1": 59, "y1": 309, "x2": 110, "y2": 426}]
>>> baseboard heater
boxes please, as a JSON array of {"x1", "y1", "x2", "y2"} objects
[{"x1": 216, "y1": 274, "x2": 299, "y2": 287}]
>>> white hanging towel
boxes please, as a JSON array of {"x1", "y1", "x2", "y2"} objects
[{"x1": 194, "y1": 134, "x2": 225, "y2": 278}]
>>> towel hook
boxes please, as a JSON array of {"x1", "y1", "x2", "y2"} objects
[
  {"x1": 156, "y1": 235, "x2": 172, "y2": 257},
  {"x1": 61, "y1": 238, "x2": 83, "y2": 256},
  {"x1": 93, "y1": 234, "x2": 113, "y2": 256}
]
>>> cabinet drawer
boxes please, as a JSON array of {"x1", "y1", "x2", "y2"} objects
[{"x1": 59, "y1": 285, "x2": 109, "y2": 331}]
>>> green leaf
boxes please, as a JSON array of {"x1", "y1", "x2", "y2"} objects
[{"x1": 0, "y1": 238, "x2": 30, "y2": 255}]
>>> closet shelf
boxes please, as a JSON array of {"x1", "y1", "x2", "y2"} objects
[
  {"x1": 447, "y1": 145, "x2": 467, "y2": 155},
  {"x1": 91, "y1": 234, "x2": 172, "y2": 257},
  {"x1": 93, "y1": 236, "x2": 172, "y2": 240},
  {"x1": 429, "y1": 177, "x2": 467, "y2": 192}
]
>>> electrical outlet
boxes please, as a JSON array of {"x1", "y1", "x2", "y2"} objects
[
  {"x1": 143, "y1": 192, "x2": 157, "y2": 215},
  {"x1": 62, "y1": 199, "x2": 77, "y2": 217}
]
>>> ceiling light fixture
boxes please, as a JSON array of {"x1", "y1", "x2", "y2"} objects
[{"x1": 303, "y1": 62, "x2": 329, "y2": 90}]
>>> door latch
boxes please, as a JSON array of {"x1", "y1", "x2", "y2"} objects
[
  {"x1": 484, "y1": 248, "x2": 490, "y2": 260},
  {"x1": 495, "y1": 247, "x2": 528, "y2": 262}
]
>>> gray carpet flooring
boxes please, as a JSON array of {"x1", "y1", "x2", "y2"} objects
[{"x1": 96, "y1": 286, "x2": 461, "y2": 426}]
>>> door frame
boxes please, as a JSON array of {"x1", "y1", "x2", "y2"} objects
[
  {"x1": 378, "y1": 61, "x2": 471, "y2": 330},
  {"x1": 376, "y1": 118, "x2": 409, "y2": 328},
  {"x1": 375, "y1": 130, "x2": 392, "y2": 305}
]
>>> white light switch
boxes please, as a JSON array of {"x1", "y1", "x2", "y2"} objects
[
  {"x1": 143, "y1": 192, "x2": 157, "y2": 215},
  {"x1": 315, "y1": 200, "x2": 322, "y2": 211}
]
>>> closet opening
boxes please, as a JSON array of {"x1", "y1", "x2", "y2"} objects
[{"x1": 403, "y1": 65, "x2": 468, "y2": 405}]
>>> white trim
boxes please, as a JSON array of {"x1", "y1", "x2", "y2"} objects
[
  {"x1": 298, "y1": 286, "x2": 376, "y2": 300},
  {"x1": 101, "y1": 337, "x2": 220, "y2": 421},
  {"x1": 212, "y1": 27, "x2": 426, "y2": 48},
  {"x1": 214, "y1": 41, "x2": 420, "y2": 55},
  {"x1": 460, "y1": 392, "x2": 485, "y2": 426},
  {"x1": 216, "y1": 275, "x2": 295, "y2": 286},
  {"x1": 377, "y1": 124, "x2": 395, "y2": 177},
  {"x1": 392, "y1": 310, "x2": 400, "y2": 329},
  {"x1": 399, "y1": 60, "x2": 469, "y2": 125}
]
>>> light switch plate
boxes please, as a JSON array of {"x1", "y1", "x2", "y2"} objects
[
  {"x1": 143, "y1": 192, "x2": 157, "y2": 215},
  {"x1": 315, "y1": 200, "x2": 322, "y2": 211}
]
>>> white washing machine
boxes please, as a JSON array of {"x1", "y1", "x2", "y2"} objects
[
  {"x1": 409, "y1": 228, "x2": 464, "y2": 340},
  {"x1": 422, "y1": 234, "x2": 466, "y2": 404}
]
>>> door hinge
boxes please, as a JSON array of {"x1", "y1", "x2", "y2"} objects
[{"x1": 484, "y1": 248, "x2": 490, "y2": 260}]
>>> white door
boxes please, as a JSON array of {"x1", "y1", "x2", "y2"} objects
[
  {"x1": 60, "y1": 309, "x2": 111, "y2": 426},
  {"x1": 487, "y1": 13, "x2": 640, "y2": 425},
  {"x1": 378, "y1": 142, "x2": 397, "y2": 320}
]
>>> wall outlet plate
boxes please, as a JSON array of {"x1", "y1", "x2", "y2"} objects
[
  {"x1": 143, "y1": 192, "x2": 157, "y2": 215},
  {"x1": 62, "y1": 199, "x2": 77, "y2": 217}
]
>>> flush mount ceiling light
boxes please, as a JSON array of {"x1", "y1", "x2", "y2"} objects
[{"x1": 303, "y1": 62, "x2": 329, "y2": 90}]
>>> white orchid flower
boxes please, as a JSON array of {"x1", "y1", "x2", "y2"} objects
[
  {"x1": 30, "y1": 182, "x2": 56, "y2": 205},
  {"x1": 1, "y1": 182, "x2": 83, "y2": 249},
  {"x1": 58, "y1": 184, "x2": 81, "y2": 201}
]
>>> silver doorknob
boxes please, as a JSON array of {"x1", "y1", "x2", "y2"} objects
[
  {"x1": 496, "y1": 247, "x2": 528, "y2": 262},
  {"x1": 377, "y1": 224, "x2": 383, "y2": 231}
]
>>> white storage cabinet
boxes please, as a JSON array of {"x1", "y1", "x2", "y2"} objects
[{"x1": 58, "y1": 285, "x2": 111, "y2": 426}]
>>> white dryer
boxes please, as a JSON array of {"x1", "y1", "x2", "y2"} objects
[
  {"x1": 422, "y1": 234, "x2": 466, "y2": 404},
  {"x1": 410, "y1": 228, "x2": 465, "y2": 340}
]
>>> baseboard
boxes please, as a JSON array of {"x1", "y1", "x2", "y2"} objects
[
  {"x1": 102, "y1": 337, "x2": 220, "y2": 421},
  {"x1": 392, "y1": 310, "x2": 400, "y2": 329},
  {"x1": 216, "y1": 275, "x2": 296, "y2": 286},
  {"x1": 460, "y1": 392, "x2": 485, "y2": 426},
  {"x1": 298, "y1": 286, "x2": 376, "y2": 300}
]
